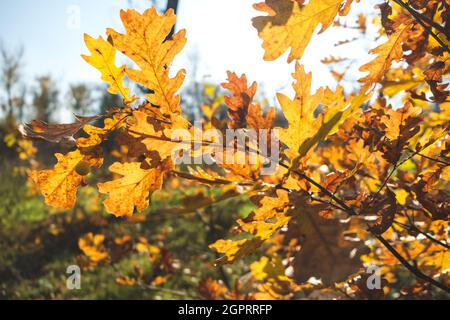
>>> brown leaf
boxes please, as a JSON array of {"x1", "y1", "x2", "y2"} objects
[
  {"x1": 222, "y1": 72, "x2": 257, "y2": 129},
  {"x1": 20, "y1": 115, "x2": 103, "y2": 144}
]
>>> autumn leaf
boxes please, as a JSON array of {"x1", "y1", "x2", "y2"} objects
[
  {"x1": 297, "y1": 86, "x2": 371, "y2": 158},
  {"x1": 198, "y1": 278, "x2": 228, "y2": 300},
  {"x1": 79, "y1": 233, "x2": 109, "y2": 263},
  {"x1": 359, "y1": 24, "x2": 410, "y2": 86},
  {"x1": 210, "y1": 189, "x2": 291, "y2": 265},
  {"x1": 252, "y1": 0, "x2": 351, "y2": 62},
  {"x1": 250, "y1": 255, "x2": 298, "y2": 299},
  {"x1": 221, "y1": 72, "x2": 257, "y2": 129},
  {"x1": 381, "y1": 102, "x2": 422, "y2": 141},
  {"x1": 127, "y1": 109, "x2": 191, "y2": 161},
  {"x1": 30, "y1": 149, "x2": 103, "y2": 209},
  {"x1": 77, "y1": 111, "x2": 130, "y2": 148},
  {"x1": 291, "y1": 203, "x2": 365, "y2": 285},
  {"x1": 20, "y1": 115, "x2": 103, "y2": 144},
  {"x1": 107, "y1": 8, "x2": 186, "y2": 115},
  {"x1": 82, "y1": 34, "x2": 134, "y2": 104},
  {"x1": 209, "y1": 238, "x2": 265, "y2": 266},
  {"x1": 247, "y1": 104, "x2": 276, "y2": 131},
  {"x1": 97, "y1": 161, "x2": 168, "y2": 217},
  {"x1": 277, "y1": 63, "x2": 323, "y2": 155}
]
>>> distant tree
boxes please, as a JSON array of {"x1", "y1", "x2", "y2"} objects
[
  {"x1": 0, "y1": 43, "x2": 27, "y2": 123},
  {"x1": 98, "y1": 89, "x2": 123, "y2": 115},
  {"x1": 68, "y1": 83, "x2": 93, "y2": 115},
  {"x1": 32, "y1": 76, "x2": 58, "y2": 123}
]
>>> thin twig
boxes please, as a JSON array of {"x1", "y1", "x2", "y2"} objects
[
  {"x1": 392, "y1": 0, "x2": 447, "y2": 34},
  {"x1": 391, "y1": 0, "x2": 450, "y2": 54},
  {"x1": 407, "y1": 148, "x2": 450, "y2": 166},
  {"x1": 374, "y1": 234, "x2": 450, "y2": 294},
  {"x1": 393, "y1": 220, "x2": 450, "y2": 250}
]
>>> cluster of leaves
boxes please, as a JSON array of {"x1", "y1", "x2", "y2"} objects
[{"x1": 23, "y1": 0, "x2": 449, "y2": 299}]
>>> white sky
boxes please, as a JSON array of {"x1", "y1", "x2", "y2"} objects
[{"x1": 0, "y1": 0, "x2": 381, "y2": 119}]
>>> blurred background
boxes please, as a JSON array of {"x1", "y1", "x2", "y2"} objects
[{"x1": 0, "y1": 0, "x2": 379, "y2": 299}]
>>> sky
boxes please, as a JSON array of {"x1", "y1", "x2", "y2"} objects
[{"x1": 0, "y1": 0, "x2": 379, "y2": 119}]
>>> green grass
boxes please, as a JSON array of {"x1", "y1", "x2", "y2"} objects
[{"x1": 0, "y1": 159, "x2": 257, "y2": 299}]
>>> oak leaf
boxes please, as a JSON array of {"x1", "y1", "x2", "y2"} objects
[
  {"x1": 291, "y1": 203, "x2": 365, "y2": 285},
  {"x1": 107, "y1": 8, "x2": 186, "y2": 115},
  {"x1": 82, "y1": 34, "x2": 134, "y2": 104},
  {"x1": 97, "y1": 161, "x2": 167, "y2": 217},
  {"x1": 210, "y1": 189, "x2": 291, "y2": 265},
  {"x1": 127, "y1": 109, "x2": 191, "y2": 161},
  {"x1": 277, "y1": 63, "x2": 323, "y2": 155},
  {"x1": 20, "y1": 115, "x2": 102, "y2": 144},
  {"x1": 252, "y1": 0, "x2": 351, "y2": 62},
  {"x1": 77, "y1": 112, "x2": 129, "y2": 148},
  {"x1": 221, "y1": 72, "x2": 257, "y2": 129},
  {"x1": 359, "y1": 24, "x2": 410, "y2": 86},
  {"x1": 30, "y1": 149, "x2": 103, "y2": 209}
]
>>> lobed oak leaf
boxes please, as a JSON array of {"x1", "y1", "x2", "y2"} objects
[
  {"x1": 297, "y1": 87, "x2": 371, "y2": 158},
  {"x1": 381, "y1": 67, "x2": 424, "y2": 97},
  {"x1": 359, "y1": 24, "x2": 410, "y2": 86},
  {"x1": 291, "y1": 204, "x2": 365, "y2": 285},
  {"x1": 277, "y1": 63, "x2": 369, "y2": 162},
  {"x1": 209, "y1": 238, "x2": 264, "y2": 266},
  {"x1": 424, "y1": 61, "x2": 446, "y2": 82},
  {"x1": 107, "y1": 8, "x2": 186, "y2": 115},
  {"x1": 252, "y1": 0, "x2": 352, "y2": 62},
  {"x1": 277, "y1": 63, "x2": 323, "y2": 155},
  {"x1": 210, "y1": 189, "x2": 291, "y2": 265},
  {"x1": 221, "y1": 72, "x2": 257, "y2": 129},
  {"x1": 77, "y1": 111, "x2": 130, "y2": 148},
  {"x1": 97, "y1": 161, "x2": 168, "y2": 217},
  {"x1": 82, "y1": 34, "x2": 135, "y2": 104},
  {"x1": 247, "y1": 104, "x2": 276, "y2": 131},
  {"x1": 127, "y1": 109, "x2": 191, "y2": 161},
  {"x1": 250, "y1": 255, "x2": 298, "y2": 299},
  {"x1": 30, "y1": 149, "x2": 103, "y2": 209},
  {"x1": 381, "y1": 102, "x2": 422, "y2": 141}
]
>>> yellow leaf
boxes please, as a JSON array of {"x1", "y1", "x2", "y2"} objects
[
  {"x1": 394, "y1": 189, "x2": 409, "y2": 205},
  {"x1": 297, "y1": 87, "x2": 371, "y2": 158},
  {"x1": 97, "y1": 161, "x2": 166, "y2": 217},
  {"x1": 79, "y1": 233, "x2": 109, "y2": 263},
  {"x1": 107, "y1": 8, "x2": 186, "y2": 115},
  {"x1": 277, "y1": 63, "x2": 323, "y2": 155},
  {"x1": 251, "y1": 256, "x2": 292, "y2": 283},
  {"x1": 221, "y1": 71, "x2": 257, "y2": 129},
  {"x1": 128, "y1": 109, "x2": 191, "y2": 161},
  {"x1": 359, "y1": 24, "x2": 410, "y2": 86},
  {"x1": 252, "y1": 0, "x2": 347, "y2": 62},
  {"x1": 421, "y1": 251, "x2": 450, "y2": 274},
  {"x1": 82, "y1": 34, "x2": 133, "y2": 104},
  {"x1": 77, "y1": 112, "x2": 129, "y2": 148},
  {"x1": 210, "y1": 189, "x2": 290, "y2": 265},
  {"x1": 30, "y1": 149, "x2": 102, "y2": 209},
  {"x1": 381, "y1": 102, "x2": 422, "y2": 140}
]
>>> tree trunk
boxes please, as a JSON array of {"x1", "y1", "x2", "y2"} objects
[{"x1": 166, "y1": 0, "x2": 179, "y2": 40}]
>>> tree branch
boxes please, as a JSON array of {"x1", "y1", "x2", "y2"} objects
[
  {"x1": 391, "y1": 0, "x2": 450, "y2": 54},
  {"x1": 373, "y1": 233, "x2": 450, "y2": 294}
]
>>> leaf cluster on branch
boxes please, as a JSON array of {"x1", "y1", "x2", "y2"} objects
[{"x1": 22, "y1": 0, "x2": 449, "y2": 299}]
